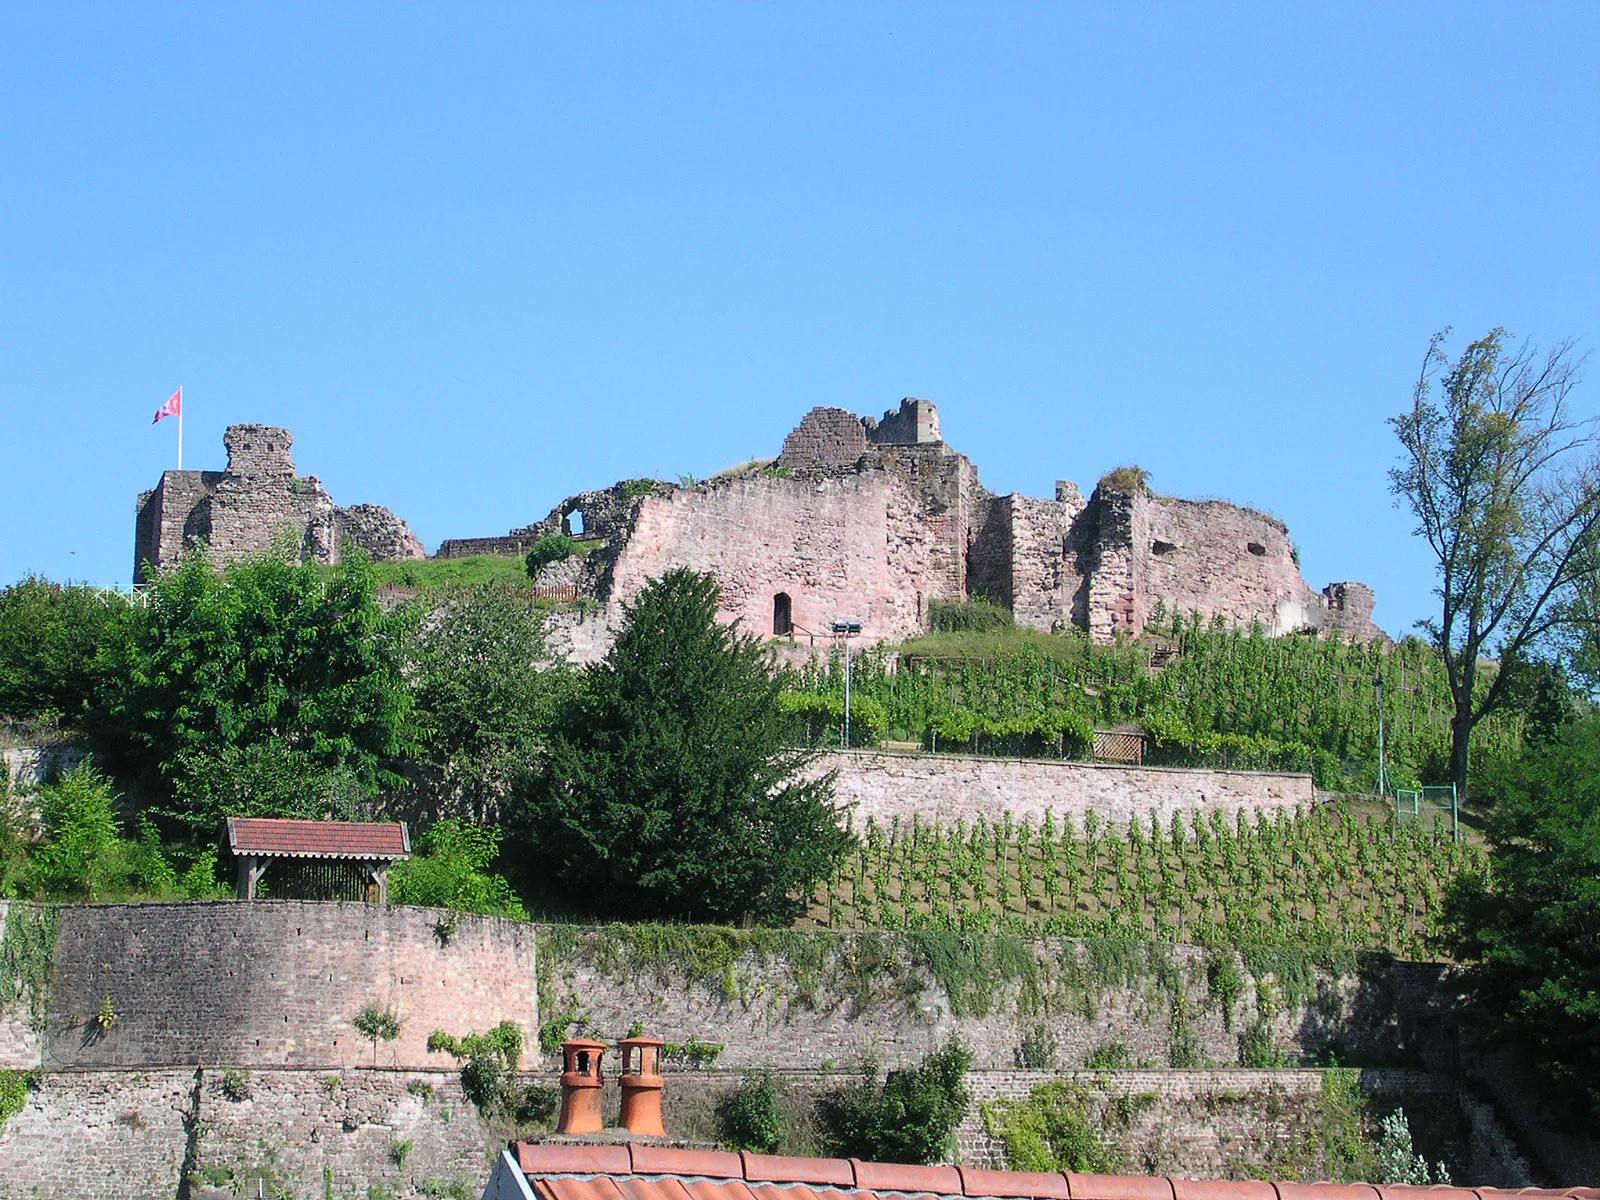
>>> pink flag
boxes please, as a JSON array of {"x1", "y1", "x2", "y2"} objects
[{"x1": 152, "y1": 388, "x2": 182, "y2": 424}]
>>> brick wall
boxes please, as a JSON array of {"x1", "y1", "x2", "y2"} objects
[
  {"x1": 811, "y1": 750, "x2": 1315, "y2": 831},
  {"x1": 777, "y1": 408, "x2": 872, "y2": 472}
]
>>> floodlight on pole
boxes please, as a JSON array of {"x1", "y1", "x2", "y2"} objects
[
  {"x1": 1373, "y1": 672, "x2": 1386, "y2": 800},
  {"x1": 832, "y1": 619, "x2": 862, "y2": 749}
]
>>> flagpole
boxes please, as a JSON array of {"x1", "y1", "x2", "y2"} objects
[{"x1": 177, "y1": 386, "x2": 183, "y2": 470}]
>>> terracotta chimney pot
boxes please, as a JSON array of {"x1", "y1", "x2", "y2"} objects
[
  {"x1": 557, "y1": 1039, "x2": 608, "y2": 1134},
  {"x1": 617, "y1": 1036, "x2": 666, "y2": 1137}
]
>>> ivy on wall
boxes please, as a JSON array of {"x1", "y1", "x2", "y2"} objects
[
  {"x1": 533, "y1": 923, "x2": 1399, "y2": 1068},
  {"x1": 0, "y1": 904, "x2": 59, "y2": 1031}
]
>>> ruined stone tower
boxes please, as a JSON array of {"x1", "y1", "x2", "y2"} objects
[{"x1": 134, "y1": 424, "x2": 424, "y2": 583}]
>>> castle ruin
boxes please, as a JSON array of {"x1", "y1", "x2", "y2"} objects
[
  {"x1": 133, "y1": 424, "x2": 424, "y2": 583},
  {"x1": 442, "y1": 397, "x2": 1381, "y2": 651},
  {"x1": 133, "y1": 402, "x2": 1378, "y2": 646}
]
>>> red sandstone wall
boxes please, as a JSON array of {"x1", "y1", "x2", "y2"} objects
[
  {"x1": 29, "y1": 901, "x2": 537, "y2": 1072},
  {"x1": 1142, "y1": 495, "x2": 1315, "y2": 633},
  {"x1": 608, "y1": 473, "x2": 949, "y2": 644},
  {"x1": 810, "y1": 750, "x2": 1315, "y2": 831}
]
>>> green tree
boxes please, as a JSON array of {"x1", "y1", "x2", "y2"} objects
[
  {"x1": 516, "y1": 568, "x2": 852, "y2": 923},
  {"x1": 0, "y1": 577, "x2": 135, "y2": 725},
  {"x1": 409, "y1": 583, "x2": 567, "y2": 824},
  {"x1": 29, "y1": 761, "x2": 126, "y2": 899},
  {"x1": 26, "y1": 760, "x2": 174, "y2": 900},
  {"x1": 94, "y1": 551, "x2": 414, "y2": 836},
  {"x1": 715, "y1": 1070, "x2": 785, "y2": 1154},
  {"x1": 1556, "y1": 529, "x2": 1600, "y2": 699},
  {"x1": 1390, "y1": 328, "x2": 1599, "y2": 794},
  {"x1": 817, "y1": 1040, "x2": 972, "y2": 1165},
  {"x1": 1438, "y1": 717, "x2": 1600, "y2": 1122},
  {"x1": 389, "y1": 819, "x2": 526, "y2": 918}
]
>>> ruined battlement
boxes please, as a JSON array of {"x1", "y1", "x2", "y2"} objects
[
  {"x1": 135, "y1": 401, "x2": 1384, "y2": 650},
  {"x1": 222, "y1": 423, "x2": 296, "y2": 475},
  {"x1": 134, "y1": 424, "x2": 424, "y2": 583},
  {"x1": 475, "y1": 397, "x2": 1384, "y2": 652},
  {"x1": 776, "y1": 397, "x2": 944, "y2": 473}
]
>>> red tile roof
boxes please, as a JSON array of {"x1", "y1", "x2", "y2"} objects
[
  {"x1": 509, "y1": 1144, "x2": 1600, "y2": 1200},
  {"x1": 225, "y1": 817, "x2": 410, "y2": 860}
]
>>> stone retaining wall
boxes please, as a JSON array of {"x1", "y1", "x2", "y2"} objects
[
  {"x1": 812, "y1": 750, "x2": 1316, "y2": 831},
  {"x1": 0, "y1": 1067, "x2": 491, "y2": 1200},
  {"x1": 0, "y1": 902, "x2": 538, "y2": 1072},
  {"x1": 0, "y1": 1065, "x2": 1525, "y2": 1198},
  {"x1": 537, "y1": 928, "x2": 1449, "y2": 1075}
]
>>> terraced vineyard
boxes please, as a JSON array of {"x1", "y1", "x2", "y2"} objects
[
  {"x1": 785, "y1": 621, "x2": 1525, "y2": 791},
  {"x1": 801, "y1": 804, "x2": 1481, "y2": 959}
]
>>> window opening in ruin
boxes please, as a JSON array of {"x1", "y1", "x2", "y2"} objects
[
  {"x1": 566, "y1": 509, "x2": 587, "y2": 537},
  {"x1": 1152, "y1": 540, "x2": 1177, "y2": 556},
  {"x1": 1247, "y1": 541, "x2": 1267, "y2": 556},
  {"x1": 773, "y1": 592, "x2": 792, "y2": 636}
]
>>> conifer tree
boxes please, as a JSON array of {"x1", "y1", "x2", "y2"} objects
[{"x1": 517, "y1": 568, "x2": 852, "y2": 923}]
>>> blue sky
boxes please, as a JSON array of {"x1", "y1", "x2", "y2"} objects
[{"x1": 2, "y1": 3, "x2": 1596, "y2": 638}]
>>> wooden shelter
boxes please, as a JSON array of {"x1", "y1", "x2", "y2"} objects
[{"x1": 226, "y1": 817, "x2": 411, "y2": 903}]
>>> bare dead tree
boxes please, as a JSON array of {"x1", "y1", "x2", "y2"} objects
[{"x1": 1390, "y1": 327, "x2": 1599, "y2": 794}]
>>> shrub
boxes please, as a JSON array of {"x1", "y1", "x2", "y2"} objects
[
  {"x1": 28, "y1": 761, "x2": 142, "y2": 901},
  {"x1": 981, "y1": 1081, "x2": 1122, "y2": 1173},
  {"x1": 817, "y1": 1039, "x2": 971, "y2": 1165},
  {"x1": 929, "y1": 597, "x2": 1013, "y2": 633},
  {"x1": 220, "y1": 1067, "x2": 252, "y2": 1102},
  {"x1": 715, "y1": 1070, "x2": 784, "y2": 1153},
  {"x1": 390, "y1": 820, "x2": 527, "y2": 919},
  {"x1": 1083, "y1": 1041, "x2": 1131, "y2": 1070},
  {"x1": 1097, "y1": 465, "x2": 1150, "y2": 494},
  {"x1": 1374, "y1": 1110, "x2": 1449, "y2": 1184},
  {"x1": 1016, "y1": 1025, "x2": 1057, "y2": 1068},
  {"x1": 525, "y1": 534, "x2": 578, "y2": 576},
  {"x1": 0, "y1": 1069, "x2": 32, "y2": 1132},
  {"x1": 427, "y1": 1021, "x2": 551, "y2": 1123}
]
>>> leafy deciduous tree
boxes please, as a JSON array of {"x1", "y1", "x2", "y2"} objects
[
  {"x1": 390, "y1": 819, "x2": 526, "y2": 918},
  {"x1": 1438, "y1": 717, "x2": 1600, "y2": 1122},
  {"x1": 516, "y1": 568, "x2": 852, "y2": 924},
  {"x1": 94, "y1": 551, "x2": 414, "y2": 836},
  {"x1": 0, "y1": 577, "x2": 134, "y2": 725},
  {"x1": 1390, "y1": 328, "x2": 1599, "y2": 793},
  {"x1": 409, "y1": 583, "x2": 566, "y2": 825}
]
